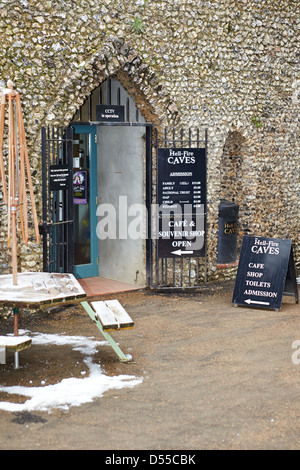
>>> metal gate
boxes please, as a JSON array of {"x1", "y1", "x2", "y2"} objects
[
  {"x1": 41, "y1": 124, "x2": 207, "y2": 289},
  {"x1": 41, "y1": 126, "x2": 74, "y2": 273},
  {"x1": 150, "y1": 127, "x2": 208, "y2": 290}
]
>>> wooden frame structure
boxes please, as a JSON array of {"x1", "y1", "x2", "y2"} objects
[{"x1": 0, "y1": 80, "x2": 39, "y2": 285}]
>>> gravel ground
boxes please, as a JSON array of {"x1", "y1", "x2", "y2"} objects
[{"x1": 0, "y1": 281, "x2": 300, "y2": 450}]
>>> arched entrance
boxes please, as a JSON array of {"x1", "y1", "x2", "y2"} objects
[
  {"x1": 71, "y1": 76, "x2": 151, "y2": 286},
  {"x1": 41, "y1": 75, "x2": 207, "y2": 290},
  {"x1": 41, "y1": 76, "x2": 153, "y2": 290}
]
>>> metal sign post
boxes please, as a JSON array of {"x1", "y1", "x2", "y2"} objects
[{"x1": 152, "y1": 127, "x2": 208, "y2": 290}]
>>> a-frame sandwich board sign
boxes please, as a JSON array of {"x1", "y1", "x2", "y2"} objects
[{"x1": 232, "y1": 236, "x2": 299, "y2": 311}]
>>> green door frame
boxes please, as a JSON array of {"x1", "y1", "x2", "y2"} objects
[{"x1": 73, "y1": 125, "x2": 99, "y2": 278}]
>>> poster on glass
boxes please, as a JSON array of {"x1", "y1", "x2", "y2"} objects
[{"x1": 73, "y1": 170, "x2": 87, "y2": 204}]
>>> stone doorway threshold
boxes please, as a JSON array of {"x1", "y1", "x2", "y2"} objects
[{"x1": 77, "y1": 277, "x2": 144, "y2": 298}]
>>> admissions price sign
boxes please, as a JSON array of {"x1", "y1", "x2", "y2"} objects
[
  {"x1": 157, "y1": 148, "x2": 206, "y2": 211},
  {"x1": 233, "y1": 236, "x2": 298, "y2": 310},
  {"x1": 156, "y1": 148, "x2": 206, "y2": 258}
]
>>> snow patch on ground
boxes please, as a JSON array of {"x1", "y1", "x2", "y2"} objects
[{"x1": 0, "y1": 330, "x2": 142, "y2": 413}]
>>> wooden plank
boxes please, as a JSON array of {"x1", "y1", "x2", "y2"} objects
[
  {"x1": 104, "y1": 300, "x2": 134, "y2": 329},
  {"x1": 15, "y1": 92, "x2": 40, "y2": 244},
  {"x1": 91, "y1": 301, "x2": 119, "y2": 330},
  {"x1": 0, "y1": 91, "x2": 7, "y2": 203},
  {"x1": 0, "y1": 336, "x2": 32, "y2": 352},
  {"x1": 91, "y1": 300, "x2": 134, "y2": 331},
  {"x1": 0, "y1": 272, "x2": 86, "y2": 306},
  {"x1": 16, "y1": 92, "x2": 28, "y2": 244}
]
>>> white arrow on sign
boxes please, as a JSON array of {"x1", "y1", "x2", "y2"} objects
[
  {"x1": 171, "y1": 249, "x2": 194, "y2": 256},
  {"x1": 245, "y1": 299, "x2": 270, "y2": 306}
]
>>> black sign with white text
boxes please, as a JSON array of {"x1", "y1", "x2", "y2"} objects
[
  {"x1": 96, "y1": 105, "x2": 125, "y2": 122},
  {"x1": 157, "y1": 148, "x2": 206, "y2": 212},
  {"x1": 49, "y1": 165, "x2": 70, "y2": 191},
  {"x1": 157, "y1": 214, "x2": 206, "y2": 258},
  {"x1": 232, "y1": 236, "x2": 298, "y2": 310},
  {"x1": 156, "y1": 148, "x2": 206, "y2": 258}
]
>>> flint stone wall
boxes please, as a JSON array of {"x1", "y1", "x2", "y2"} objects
[{"x1": 0, "y1": 0, "x2": 299, "y2": 289}]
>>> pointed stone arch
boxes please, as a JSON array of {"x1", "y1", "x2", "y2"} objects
[
  {"x1": 220, "y1": 128, "x2": 254, "y2": 252},
  {"x1": 220, "y1": 130, "x2": 246, "y2": 205},
  {"x1": 44, "y1": 38, "x2": 174, "y2": 129},
  {"x1": 57, "y1": 40, "x2": 168, "y2": 286}
]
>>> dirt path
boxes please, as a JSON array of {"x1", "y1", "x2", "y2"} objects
[{"x1": 0, "y1": 282, "x2": 300, "y2": 450}]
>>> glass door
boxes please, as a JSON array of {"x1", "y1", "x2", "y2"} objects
[{"x1": 72, "y1": 125, "x2": 98, "y2": 278}]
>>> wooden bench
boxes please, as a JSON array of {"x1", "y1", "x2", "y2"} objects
[
  {"x1": 91, "y1": 300, "x2": 134, "y2": 331},
  {"x1": 0, "y1": 336, "x2": 32, "y2": 368},
  {"x1": 81, "y1": 300, "x2": 134, "y2": 362}
]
